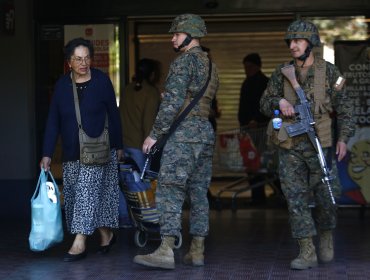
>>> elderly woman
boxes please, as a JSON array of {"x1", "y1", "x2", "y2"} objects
[{"x1": 40, "y1": 37, "x2": 123, "y2": 262}]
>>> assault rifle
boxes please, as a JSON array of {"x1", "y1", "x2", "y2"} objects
[{"x1": 281, "y1": 64, "x2": 336, "y2": 204}]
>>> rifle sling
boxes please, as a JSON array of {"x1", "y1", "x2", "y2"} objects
[
  {"x1": 283, "y1": 59, "x2": 326, "y2": 115},
  {"x1": 152, "y1": 59, "x2": 213, "y2": 153}
]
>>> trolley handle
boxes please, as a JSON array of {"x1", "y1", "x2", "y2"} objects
[{"x1": 140, "y1": 143, "x2": 160, "y2": 180}]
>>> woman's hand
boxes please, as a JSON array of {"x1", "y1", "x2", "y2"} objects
[{"x1": 40, "y1": 157, "x2": 51, "y2": 171}]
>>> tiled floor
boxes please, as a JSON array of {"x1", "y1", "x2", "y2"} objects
[{"x1": 1, "y1": 192, "x2": 370, "y2": 279}]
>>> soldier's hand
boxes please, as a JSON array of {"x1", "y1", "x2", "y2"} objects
[
  {"x1": 279, "y1": 98, "x2": 295, "y2": 117},
  {"x1": 142, "y1": 136, "x2": 157, "y2": 154},
  {"x1": 336, "y1": 141, "x2": 347, "y2": 162}
]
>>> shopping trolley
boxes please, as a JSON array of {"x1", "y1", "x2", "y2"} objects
[
  {"x1": 119, "y1": 157, "x2": 182, "y2": 248},
  {"x1": 214, "y1": 126, "x2": 281, "y2": 211}
]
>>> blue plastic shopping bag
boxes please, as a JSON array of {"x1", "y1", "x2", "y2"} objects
[{"x1": 29, "y1": 170, "x2": 63, "y2": 251}]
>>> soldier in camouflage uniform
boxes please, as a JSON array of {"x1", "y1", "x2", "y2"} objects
[
  {"x1": 260, "y1": 20, "x2": 355, "y2": 270},
  {"x1": 133, "y1": 13, "x2": 219, "y2": 269}
]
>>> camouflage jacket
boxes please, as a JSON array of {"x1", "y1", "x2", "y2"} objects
[
  {"x1": 149, "y1": 46, "x2": 219, "y2": 144},
  {"x1": 260, "y1": 57, "x2": 355, "y2": 144}
]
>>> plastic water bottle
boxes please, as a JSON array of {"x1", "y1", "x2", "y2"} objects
[{"x1": 272, "y1": 110, "x2": 282, "y2": 130}]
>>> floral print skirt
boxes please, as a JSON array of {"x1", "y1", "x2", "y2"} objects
[{"x1": 62, "y1": 150, "x2": 119, "y2": 235}]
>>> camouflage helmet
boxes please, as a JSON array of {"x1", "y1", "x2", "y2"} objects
[
  {"x1": 285, "y1": 20, "x2": 321, "y2": 47},
  {"x1": 169, "y1": 14, "x2": 207, "y2": 38}
]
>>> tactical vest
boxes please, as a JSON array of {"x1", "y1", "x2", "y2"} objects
[
  {"x1": 181, "y1": 61, "x2": 218, "y2": 119},
  {"x1": 270, "y1": 58, "x2": 333, "y2": 149}
]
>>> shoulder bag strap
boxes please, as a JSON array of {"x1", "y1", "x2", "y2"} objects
[
  {"x1": 71, "y1": 73, "x2": 108, "y2": 135},
  {"x1": 70, "y1": 73, "x2": 86, "y2": 149},
  {"x1": 71, "y1": 73, "x2": 83, "y2": 128}
]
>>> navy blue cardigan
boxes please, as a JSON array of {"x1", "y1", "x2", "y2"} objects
[{"x1": 42, "y1": 68, "x2": 123, "y2": 162}]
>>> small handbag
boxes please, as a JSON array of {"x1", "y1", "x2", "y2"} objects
[
  {"x1": 71, "y1": 73, "x2": 111, "y2": 165},
  {"x1": 29, "y1": 170, "x2": 64, "y2": 251},
  {"x1": 78, "y1": 124, "x2": 110, "y2": 165}
]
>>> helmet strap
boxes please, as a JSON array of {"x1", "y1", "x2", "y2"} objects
[
  {"x1": 173, "y1": 34, "x2": 193, "y2": 52},
  {"x1": 297, "y1": 44, "x2": 313, "y2": 67}
]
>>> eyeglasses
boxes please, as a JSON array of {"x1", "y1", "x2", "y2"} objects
[{"x1": 72, "y1": 56, "x2": 91, "y2": 65}]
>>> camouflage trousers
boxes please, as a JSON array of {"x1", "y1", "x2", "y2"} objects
[
  {"x1": 278, "y1": 140, "x2": 341, "y2": 239},
  {"x1": 156, "y1": 140, "x2": 214, "y2": 237}
]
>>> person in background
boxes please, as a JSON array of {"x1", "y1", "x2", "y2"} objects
[
  {"x1": 238, "y1": 53, "x2": 270, "y2": 204},
  {"x1": 238, "y1": 53, "x2": 270, "y2": 129},
  {"x1": 133, "y1": 13, "x2": 219, "y2": 269},
  {"x1": 118, "y1": 58, "x2": 161, "y2": 228},
  {"x1": 260, "y1": 20, "x2": 355, "y2": 270},
  {"x1": 120, "y1": 58, "x2": 161, "y2": 170},
  {"x1": 40, "y1": 37, "x2": 123, "y2": 262}
]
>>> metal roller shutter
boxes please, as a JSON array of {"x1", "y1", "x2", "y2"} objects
[{"x1": 136, "y1": 16, "x2": 293, "y2": 132}]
